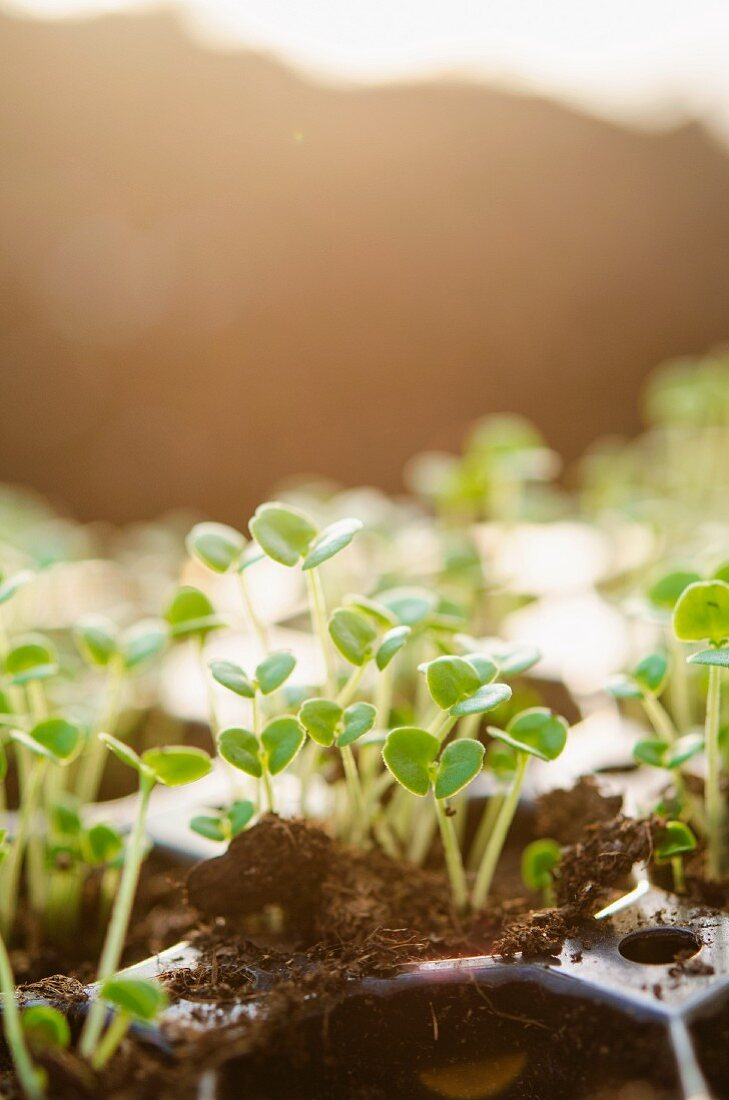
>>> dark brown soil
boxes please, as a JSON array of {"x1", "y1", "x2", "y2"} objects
[{"x1": 535, "y1": 775, "x2": 623, "y2": 845}]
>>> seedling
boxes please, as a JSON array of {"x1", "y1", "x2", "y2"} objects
[
  {"x1": 673, "y1": 579, "x2": 729, "y2": 878},
  {"x1": 79, "y1": 738, "x2": 211, "y2": 1058},
  {"x1": 654, "y1": 821, "x2": 697, "y2": 895},
  {"x1": 191, "y1": 799, "x2": 255, "y2": 843},
  {"x1": 218, "y1": 718, "x2": 304, "y2": 812},
  {"x1": 472, "y1": 708, "x2": 568, "y2": 910},
  {"x1": 21, "y1": 1005, "x2": 71, "y2": 1057},
  {"x1": 383, "y1": 726, "x2": 485, "y2": 911},
  {"x1": 608, "y1": 651, "x2": 677, "y2": 744},
  {"x1": 298, "y1": 697, "x2": 376, "y2": 835},
  {"x1": 91, "y1": 977, "x2": 168, "y2": 1070},
  {"x1": 187, "y1": 521, "x2": 268, "y2": 651},
  {"x1": 521, "y1": 838, "x2": 561, "y2": 907}
]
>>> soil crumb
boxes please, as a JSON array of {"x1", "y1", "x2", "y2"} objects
[{"x1": 535, "y1": 776, "x2": 623, "y2": 846}]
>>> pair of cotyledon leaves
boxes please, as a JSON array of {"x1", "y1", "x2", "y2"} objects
[
  {"x1": 673, "y1": 578, "x2": 729, "y2": 659},
  {"x1": 75, "y1": 615, "x2": 168, "y2": 673},
  {"x1": 210, "y1": 651, "x2": 296, "y2": 698}
]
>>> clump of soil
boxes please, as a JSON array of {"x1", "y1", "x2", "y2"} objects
[{"x1": 535, "y1": 776, "x2": 623, "y2": 845}]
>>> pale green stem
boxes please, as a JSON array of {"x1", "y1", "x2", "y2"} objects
[
  {"x1": 668, "y1": 633, "x2": 692, "y2": 733},
  {"x1": 296, "y1": 740, "x2": 320, "y2": 816},
  {"x1": 467, "y1": 791, "x2": 504, "y2": 871},
  {"x1": 374, "y1": 664, "x2": 394, "y2": 733},
  {"x1": 75, "y1": 658, "x2": 125, "y2": 804},
  {"x1": 672, "y1": 856, "x2": 686, "y2": 895},
  {"x1": 0, "y1": 930, "x2": 44, "y2": 1099},
  {"x1": 340, "y1": 745, "x2": 364, "y2": 839},
  {"x1": 237, "y1": 569, "x2": 269, "y2": 655},
  {"x1": 434, "y1": 795, "x2": 468, "y2": 913},
  {"x1": 642, "y1": 694, "x2": 678, "y2": 743},
  {"x1": 472, "y1": 754, "x2": 528, "y2": 910},
  {"x1": 197, "y1": 638, "x2": 220, "y2": 733},
  {"x1": 428, "y1": 712, "x2": 457, "y2": 741},
  {"x1": 408, "y1": 799, "x2": 437, "y2": 866},
  {"x1": 705, "y1": 664, "x2": 724, "y2": 880},
  {"x1": 79, "y1": 775, "x2": 154, "y2": 1059},
  {"x1": 90, "y1": 1011, "x2": 131, "y2": 1071},
  {"x1": 262, "y1": 767, "x2": 275, "y2": 813},
  {"x1": 304, "y1": 569, "x2": 336, "y2": 696},
  {"x1": 336, "y1": 665, "x2": 366, "y2": 709},
  {"x1": 0, "y1": 758, "x2": 45, "y2": 937}
]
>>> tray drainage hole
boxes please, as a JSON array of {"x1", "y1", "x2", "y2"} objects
[{"x1": 618, "y1": 927, "x2": 700, "y2": 965}]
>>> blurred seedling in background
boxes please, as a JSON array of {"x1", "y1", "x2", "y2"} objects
[
  {"x1": 91, "y1": 978, "x2": 168, "y2": 1071},
  {"x1": 521, "y1": 838, "x2": 561, "y2": 907},
  {"x1": 653, "y1": 820, "x2": 697, "y2": 895},
  {"x1": 186, "y1": 521, "x2": 268, "y2": 652},
  {"x1": 608, "y1": 651, "x2": 677, "y2": 744},
  {"x1": 218, "y1": 718, "x2": 304, "y2": 814},
  {"x1": 190, "y1": 799, "x2": 255, "y2": 843}
]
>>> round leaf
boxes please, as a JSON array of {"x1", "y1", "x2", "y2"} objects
[
  {"x1": 655, "y1": 821, "x2": 697, "y2": 862},
  {"x1": 5, "y1": 637, "x2": 58, "y2": 685},
  {"x1": 382, "y1": 726, "x2": 439, "y2": 797},
  {"x1": 25, "y1": 718, "x2": 81, "y2": 764},
  {"x1": 261, "y1": 717, "x2": 304, "y2": 775},
  {"x1": 302, "y1": 518, "x2": 363, "y2": 571},
  {"x1": 186, "y1": 522, "x2": 245, "y2": 573},
  {"x1": 209, "y1": 659, "x2": 255, "y2": 698},
  {"x1": 298, "y1": 698, "x2": 342, "y2": 747},
  {"x1": 521, "y1": 838, "x2": 561, "y2": 892},
  {"x1": 164, "y1": 586, "x2": 224, "y2": 640},
  {"x1": 337, "y1": 702, "x2": 376, "y2": 747},
  {"x1": 632, "y1": 738, "x2": 669, "y2": 768},
  {"x1": 328, "y1": 608, "x2": 377, "y2": 666},
  {"x1": 633, "y1": 652, "x2": 670, "y2": 697},
  {"x1": 450, "y1": 682, "x2": 512, "y2": 717},
  {"x1": 249, "y1": 502, "x2": 317, "y2": 567},
  {"x1": 218, "y1": 727, "x2": 262, "y2": 778},
  {"x1": 673, "y1": 580, "x2": 729, "y2": 645},
  {"x1": 99, "y1": 733, "x2": 143, "y2": 773},
  {"x1": 345, "y1": 595, "x2": 397, "y2": 627},
  {"x1": 141, "y1": 745, "x2": 212, "y2": 786},
  {"x1": 648, "y1": 570, "x2": 701, "y2": 611},
  {"x1": 666, "y1": 732, "x2": 704, "y2": 769},
  {"x1": 375, "y1": 625, "x2": 411, "y2": 670},
  {"x1": 119, "y1": 619, "x2": 168, "y2": 672},
  {"x1": 255, "y1": 651, "x2": 296, "y2": 695},
  {"x1": 83, "y1": 823, "x2": 123, "y2": 865},
  {"x1": 22, "y1": 1006, "x2": 70, "y2": 1052},
  {"x1": 227, "y1": 799, "x2": 255, "y2": 836},
  {"x1": 489, "y1": 642, "x2": 541, "y2": 678},
  {"x1": 423, "y1": 655, "x2": 481, "y2": 710},
  {"x1": 100, "y1": 978, "x2": 168, "y2": 1022},
  {"x1": 489, "y1": 708, "x2": 568, "y2": 762},
  {"x1": 75, "y1": 615, "x2": 118, "y2": 668},
  {"x1": 434, "y1": 738, "x2": 485, "y2": 799},
  {"x1": 190, "y1": 815, "x2": 227, "y2": 842}
]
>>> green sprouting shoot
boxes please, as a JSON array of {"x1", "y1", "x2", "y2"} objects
[
  {"x1": 382, "y1": 727, "x2": 485, "y2": 912},
  {"x1": 187, "y1": 521, "x2": 269, "y2": 652},
  {"x1": 607, "y1": 651, "x2": 678, "y2": 744},
  {"x1": 79, "y1": 738, "x2": 211, "y2": 1060},
  {"x1": 472, "y1": 708, "x2": 568, "y2": 911},
  {"x1": 21, "y1": 1004, "x2": 71, "y2": 1057},
  {"x1": 190, "y1": 799, "x2": 255, "y2": 843},
  {"x1": 165, "y1": 585, "x2": 225, "y2": 730},
  {"x1": 218, "y1": 718, "x2": 304, "y2": 814},
  {"x1": 673, "y1": 579, "x2": 729, "y2": 879},
  {"x1": 82, "y1": 822, "x2": 125, "y2": 929},
  {"x1": 91, "y1": 978, "x2": 168, "y2": 1071},
  {"x1": 419, "y1": 654, "x2": 512, "y2": 740},
  {"x1": 521, "y1": 838, "x2": 562, "y2": 907},
  {"x1": 654, "y1": 820, "x2": 697, "y2": 895},
  {"x1": 299, "y1": 697, "x2": 376, "y2": 838}
]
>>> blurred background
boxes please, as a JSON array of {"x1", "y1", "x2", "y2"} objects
[{"x1": 1, "y1": 0, "x2": 728, "y2": 524}]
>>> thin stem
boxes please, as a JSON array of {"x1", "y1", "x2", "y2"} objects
[
  {"x1": 336, "y1": 665, "x2": 365, "y2": 709},
  {"x1": 340, "y1": 744, "x2": 364, "y2": 839},
  {"x1": 668, "y1": 633, "x2": 692, "y2": 733},
  {"x1": 0, "y1": 757, "x2": 46, "y2": 937},
  {"x1": 79, "y1": 775, "x2": 154, "y2": 1059},
  {"x1": 672, "y1": 856, "x2": 686, "y2": 895},
  {"x1": 237, "y1": 569, "x2": 269, "y2": 655},
  {"x1": 467, "y1": 791, "x2": 504, "y2": 871},
  {"x1": 642, "y1": 694, "x2": 678, "y2": 744},
  {"x1": 75, "y1": 658, "x2": 125, "y2": 805},
  {"x1": 304, "y1": 569, "x2": 336, "y2": 696},
  {"x1": 197, "y1": 638, "x2": 220, "y2": 734},
  {"x1": 262, "y1": 767, "x2": 275, "y2": 813},
  {"x1": 434, "y1": 795, "x2": 468, "y2": 913},
  {"x1": 705, "y1": 664, "x2": 724, "y2": 880},
  {"x1": 472, "y1": 754, "x2": 528, "y2": 910},
  {"x1": 90, "y1": 1012, "x2": 130, "y2": 1071},
  {"x1": 0, "y1": 930, "x2": 44, "y2": 1099},
  {"x1": 428, "y1": 712, "x2": 457, "y2": 741}
]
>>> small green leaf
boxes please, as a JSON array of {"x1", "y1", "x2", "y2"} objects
[
  {"x1": 521, "y1": 838, "x2": 561, "y2": 892},
  {"x1": 655, "y1": 821, "x2": 697, "y2": 862},
  {"x1": 209, "y1": 659, "x2": 255, "y2": 698},
  {"x1": 298, "y1": 698, "x2": 342, "y2": 747},
  {"x1": 377, "y1": 586, "x2": 438, "y2": 627},
  {"x1": 489, "y1": 643, "x2": 541, "y2": 678},
  {"x1": 489, "y1": 708, "x2": 568, "y2": 762},
  {"x1": 51, "y1": 796, "x2": 82, "y2": 836},
  {"x1": 666, "y1": 732, "x2": 704, "y2": 769},
  {"x1": 633, "y1": 652, "x2": 670, "y2": 696},
  {"x1": 83, "y1": 823, "x2": 123, "y2": 865},
  {"x1": 673, "y1": 580, "x2": 729, "y2": 645},
  {"x1": 434, "y1": 739, "x2": 485, "y2": 799},
  {"x1": 450, "y1": 682, "x2": 512, "y2": 717},
  {"x1": 375, "y1": 625, "x2": 411, "y2": 670},
  {"x1": 186, "y1": 522, "x2": 245, "y2": 573},
  {"x1": 227, "y1": 800, "x2": 255, "y2": 835},
  {"x1": 302, "y1": 518, "x2": 363, "y2": 571},
  {"x1": 688, "y1": 647, "x2": 729, "y2": 668},
  {"x1": 382, "y1": 727, "x2": 439, "y2": 796},
  {"x1": 21, "y1": 718, "x2": 82, "y2": 764},
  {"x1": 190, "y1": 815, "x2": 227, "y2": 842},
  {"x1": 337, "y1": 702, "x2": 376, "y2": 747},
  {"x1": 249, "y1": 502, "x2": 318, "y2": 567},
  {"x1": 22, "y1": 1005, "x2": 70, "y2": 1052},
  {"x1": 633, "y1": 738, "x2": 669, "y2": 768},
  {"x1": 0, "y1": 742, "x2": 6, "y2": 782},
  {"x1": 461, "y1": 654, "x2": 499, "y2": 685},
  {"x1": 119, "y1": 619, "x2": 168, "y2": 672},
  {"x1": 649, "y1": 570, "x2": 701, "y2": 611},
  {"x1": 218, "y1": 727, "x2": 262, "y2": 778},
  {"x1": 100, "y1": 978, "x2": 168, "y2": 1022},
  {"x1": 256, "y1": 651, "x2": 296, "y2": 695},
  {"x1": 164, "y1": 586, "x2": 224, "y2": 640},
  {"x1": 99, "y1": 733, "x2": 143, "y2": 773},
  {"x1": 423, "y1": 656, "x2": 482, "y2": 709},
  {"x1": 141, "y1": 745, "x2": 212, "y2": 786},
  {"x1": 0, "y1": 570, "x2": 34, "y2": 606},
  {"x1": 329, "y1": 608, "x2": 378, "y2": 666},
  {"x1": 74, "y1": 615, "x2": 119, "y2": 668},
  {"x1": 345, "y1": 595, "x2": 397, "y2": 627},
  {"x1": 606, "y1": 676, "x2": 642, "y2": 700},
  {"x1": 5, "y1": 637, "x2": 58, "y2": 685},
  {"x1": 261, "y1": 717, "x2": 304, "y2": 775}
]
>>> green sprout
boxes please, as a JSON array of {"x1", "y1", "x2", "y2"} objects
[
  {"x1": 521, "y1": 838, "x2": 561, "y2": 907},
  {"x1": 190, "y1": 799, "x2": 255, "y2": 843},
  {"x1": 472, "y1": 708, "x2": 568, "y2": 910},
  {"x1": 673, "y1": 579, "x2": 729, "y2": 878},
  {"x1": 91, "y1": 977, "x2": 168, "y2": 1071},
  {"x1": 654, "y1": 820, "x2": 697, "y2": 895},
  {"x1": 21, "y1": 1005, "x2": 71, "y2": 1058},
  {"x1": 218, "y1": 718, "x2": 304, "y2": 813},
  {"x1": 382, "y1": 727, "x2": 485, "y2": 911},
  {"x1": 79, "y1": 738, "x2": 211, "y2": 1060},
  {"x1": 187, "y1": 521, "x2": 269, "y2": 652},
  {"x1": 608, "y1": 651, "x2": 677, "y2": 744}
]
